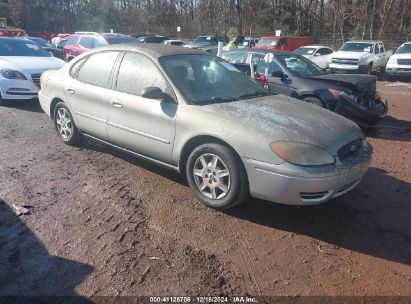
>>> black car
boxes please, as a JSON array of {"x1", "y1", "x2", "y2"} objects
[
  {"x1": 136, "y1": 35, "x2": 168, "y2": 43},
  {"x1": 26, "y1": 37, "x2": 63, "y2": 59},
  {"x1": 222, "y1": 49, "x2": 388, "y2": 127}
]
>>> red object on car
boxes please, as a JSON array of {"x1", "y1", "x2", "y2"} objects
[
  {"x1": 63, "y1": 32, "x2": 138, "y2": 62},
  {"x1": 254, "y1": 36, "x2": 315, "y2": 52}
]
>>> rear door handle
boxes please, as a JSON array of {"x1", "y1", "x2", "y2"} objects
[
  {"x1": 67, "y1": 88, "x2": 75, "y2": 94},
  {"x1": 111, "y1": 100, "x2": 123, "y2": 108}
]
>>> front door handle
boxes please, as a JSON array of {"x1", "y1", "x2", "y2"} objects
[
  {"x1": 111, "y1": 100, "x2": 123, "y2": 108},
  {"x1": 67, "y1": 88, "x2": 75, "y2": 94}
]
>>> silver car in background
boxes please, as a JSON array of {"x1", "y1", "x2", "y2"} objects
[{"x1": 39, "y1": 44, "x2": 372, "y2": 210}]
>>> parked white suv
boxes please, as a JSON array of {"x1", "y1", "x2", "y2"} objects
[
  {"x1": 385, "y1": 42, "x2": 411, "y2": 79},
  {"x1": 328, "y1": 40, "x2": 392, "y2": 74}
]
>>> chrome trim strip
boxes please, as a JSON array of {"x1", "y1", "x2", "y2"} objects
[
  {"x1": 74, "y1": 111, "x2": 106, "y2": 123},
  {"x1": 107, "y1": 121, "x2": 170, "y2": 144},
  {"x1": 82, "y1": 133, "x2": 179, "y2": 172}
]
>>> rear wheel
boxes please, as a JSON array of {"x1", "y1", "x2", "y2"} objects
[
  {"x1": 303, "y1": 96, "x2": 325, "y2": 108},
  {"x1": 186, "y1": 143, "x2": 249, "y2": 210},
  {"x1": 53, "y1": 102, "x2": 82, "y2": 145}
]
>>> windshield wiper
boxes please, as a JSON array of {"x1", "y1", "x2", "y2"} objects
[
  {"x1": 205, "y1": 96, "x2": 238, "y2": 104},
  {"x1": 239, "y1": 91, "x2": 269, "y2": 100}
]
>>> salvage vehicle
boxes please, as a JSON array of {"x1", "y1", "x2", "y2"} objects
[
  {"x1": 63, "y1": 33, "x2": 139, "y2": 62},
  {"x1": 222, "y1": 49, "x2": 387, "y2": 127},
  {"x1": 26, "y1": 37, "x2": 64, "y2": 59},
  {"x1": 39, "y1": 44, "x2": 372, "y2": 210},
  {"x1": 385, "y1": 42, "x2": 411, "y2": 79},
  {"x1": 294, "y1": 45, "x2": 334, "y2": 69},
  {"x1": 0, "y1": 37, "x2": 65, "y2": 105},
  {"x1": 328, "y1": 40, "x2": 393, "y2": 74},
  {"x1": 254, "y1": 36, "x2": 314, "y2": 52}
]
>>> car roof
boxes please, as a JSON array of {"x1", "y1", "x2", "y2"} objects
[
  {"x1": 345, "y1": 40, "x2": 382, "y2": 43},
  {"x1": 224, "y1": 48, "x2": 290, "y2": 56},
  {"x1": 87, "y1": 44, "x2": 207, "y2": 58},
  {"x1": 297, "y1": 45, "x2": 332, "y2": 49}
]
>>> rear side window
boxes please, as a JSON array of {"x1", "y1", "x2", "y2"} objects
[
  {"x1": 316, "y1": 48, "x2": 333, "y2": 55},
  {"x1": 116, "y1": 52, "x2": 168, "y2": 96},
  {"x1": 77, "y1": 51, "x2": 119, "y2": 88},
  {"x1": 79, "y1": 36, "x2": 94, "y2": 49},
  {"x1": 66, "y1": 35, "x2": 78, "y2": 45}
]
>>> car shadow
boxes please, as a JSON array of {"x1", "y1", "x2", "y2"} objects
[
  {"x1": 81, "y1": 138, "x2": 187, "y2": 186},
  {"x1": 2, "y1": 98, "x2": 44, "y2": 113},
  {"x1": 226, "y1": 167, "x2": 411, "y2": 266},
  {"x1": 365, "y1": 115, "x2": 411, "y2": 142},
  {"x1": 0, "y1": 200, "x2": 93, "y2": 301}
]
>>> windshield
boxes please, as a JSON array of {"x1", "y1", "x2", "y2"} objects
[
  {"x1": 294, "y1": 47, "x2": 316, "y2": 55},
  {"x1": 0, "y1": 39, "x2": 51, "y2": 57},
  {"x1": 105, "y1": 36, "x2": 139, "y2": 45},
  {"x1": 193, "y1": 36, "x2": 214, "y2": 44},
  {"x1": 396, "y1": 44, "x2": 411, "y2": 54},
  {"x1": 340, "y1": 42, "x2": 373, "y2": 52},
  {"x1": 256, "y1": 38, "x2": 278, "y2": 47},
  {"x1": 160, "y1": 54, "x2": 268, "y2": 105},
  {"x1": 276, "y1": 54, "x2": 325, "y2": 76},
  {"x1": 29, "y1": 38, "x2": 53, "y2": 48}
]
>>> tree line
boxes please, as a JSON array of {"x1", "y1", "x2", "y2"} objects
[{"x1": 1, "y1": 0, "x2": 410, "y2": 48}]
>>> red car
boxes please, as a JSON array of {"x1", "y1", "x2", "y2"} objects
[
  {"x1": 254, "y1": 36, "x2": 315, "y2": 52},
  {"x1": 63, "y1": 32, "x2": 138, "y2": 62}
]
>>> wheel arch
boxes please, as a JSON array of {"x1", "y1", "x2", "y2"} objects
[
  {"x1": 178, "y1": 135, "x2": 245, "y2": 177},
  {"x1": 50, "y1": 97, "x2": 65, "y2": 120}
]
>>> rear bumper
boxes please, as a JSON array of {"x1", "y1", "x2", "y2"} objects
[
  {"x1": 38, "y1": 90, "x2": 52, "y2": 116},
  {"x1": 242, "y1": 144, "x2": 372, "y2": 205}
]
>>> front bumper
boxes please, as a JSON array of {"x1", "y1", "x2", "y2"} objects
[
  {"x1": 386, "y1": 63, "x2": 411, "y2": 76},
  {"x1": 334, "y1": 94, "x2": 388, "y2": 127},
  {"x1": 329, "y1": 63, "x2": 370, "y2": 74},
  {"x1": 243, "y1": 143, "x2": 372, "y2": 205},
  {"x1": 0, "y1": 78, "x2": 40, "y2": 100}
]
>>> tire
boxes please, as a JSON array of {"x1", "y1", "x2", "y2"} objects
[
  {"x1": 366, "y1": 63, "x2": 373, "y2": 75},
  {"x1": 303, "y1": 96, "x2": 325, "y2": 108},
  {"x1": 186, "y1": 143, "x2": 249, "y2": 210},
  {"x1": 0, "y1": 95, "x2": 6, "y2": 106},
  {"x1": 53, "y1": 102, "x2": 82, "y2": 145}
]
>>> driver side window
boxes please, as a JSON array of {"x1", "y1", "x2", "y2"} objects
[{"x1": 252, "y1": 54, "x2": 283, "y2": 75}]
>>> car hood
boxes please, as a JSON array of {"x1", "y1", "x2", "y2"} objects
[
  {"x1": 331, "y1": 51, "x2": 369, "y2": 59},
  {"x1": 306, "y1": 74, "x2": 377, "y2": 94},
  {"x1": 0, "y1": 56, "x2": 65, "y2": 73},
  {"x1": 201, "y1": 95, "x2": 363, "y2": 155},
  {"x1": 391, "y1": 53, "x2": 411, "y2": 59}
]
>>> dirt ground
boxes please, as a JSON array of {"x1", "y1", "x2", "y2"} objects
[{"x1": 0, "y1": 81, "x2": 410, "y2": 300}]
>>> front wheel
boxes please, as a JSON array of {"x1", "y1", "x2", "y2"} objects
[
  {"x1": 303, "y1": 96, "x2": 325, "y2": 108},
  {"x1": 186, "y1": 143, "x2": 249, "y2": 210},
  {"x1": 53, "y1": 102, "x2": 82, "y2": 145}
]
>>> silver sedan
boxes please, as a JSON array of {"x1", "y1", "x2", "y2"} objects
[{"x1": 39, "y1": 44, "x2": 372, "y2": 210}]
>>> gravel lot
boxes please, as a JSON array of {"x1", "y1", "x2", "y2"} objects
[{"x1": 0, "y1": 81, "x2": 410, "y2": 299}]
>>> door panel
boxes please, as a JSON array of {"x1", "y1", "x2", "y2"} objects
[
  {"x1": 107, "y1": 51, "x2": 176, "y2": 163},
  {"x1": 64, "y1": 51, "x2": 120, "y2": 140}
]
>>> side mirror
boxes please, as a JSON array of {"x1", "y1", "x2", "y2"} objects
[
  {"x1": 141, "y1": 87, "x2": 165, "y2": 100},
  {"x1": 271, "y1": 70, "x2": 286, "y2": 78},
  {"x1": 314, "y1": 53, "x2": 321, "y2": 56}
]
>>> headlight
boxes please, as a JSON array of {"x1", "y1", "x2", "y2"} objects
[
  {"x1": 0, "y1": 68, "x2": 27, "y2": 80},
  {"x1": 270, "y1": 141, "x2": 335, "y2": 166},
  {"x1": 387, "y1": 57, "x2": 396, "y2": 64},
  {"x1": 328, "y1": 89, "x2": 357, "y2": 102}
]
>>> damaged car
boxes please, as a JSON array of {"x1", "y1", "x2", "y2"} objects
[
  {"x1": 222, "y1": 49, "x2": 388, "y2": 127},
  {"x1": 39, "y1": 45, "x2": 372, "y2": 210}
]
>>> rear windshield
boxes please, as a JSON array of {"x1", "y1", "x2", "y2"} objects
[
  {"x1": 256, "y1": 38, "x2": 278, "y2": 47},
  {"x1": 0, "y1": 39, "x2": 51, "y2": 57},
  {"x1": 193, "y1": 36, "x2": 214, "y2": 44},
  {"x1": 396, "y1": 44, "x2": 411, "y2": 54}
]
